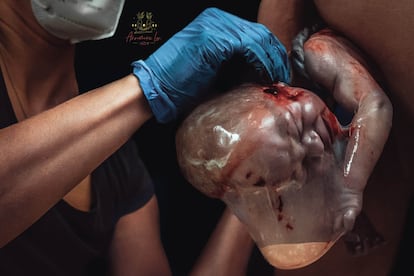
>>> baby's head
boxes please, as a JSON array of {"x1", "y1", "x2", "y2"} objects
[{"x1": 176, "y1": 82, "x2": 353, "y2": 269}]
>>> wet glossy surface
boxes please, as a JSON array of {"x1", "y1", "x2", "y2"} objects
[
  {"x1": 176, "y1": 26, "x2": 394, "y2": 270},
  {"x1": 176, "y1": 83, "x2": 359, "y2": 269}
]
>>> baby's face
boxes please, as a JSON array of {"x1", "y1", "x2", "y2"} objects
[
  {"x1": 176, "y1": 83, "x2": 356, "y2": 269},
  {"x1": 226, "y1": 82, "x2": 344, "y2": 192}
]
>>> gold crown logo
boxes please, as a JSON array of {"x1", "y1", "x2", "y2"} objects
[{"x1": 132, "y1": 11, "x2": 158, "y2": 34}]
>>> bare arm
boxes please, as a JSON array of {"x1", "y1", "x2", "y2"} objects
[
  {"x1": 111, "y1": 201, "x2": 254, "y2": 276},
  {"x1": 189, "y1": 208, "x2": 255, "y2": 276},
  {"x1": 0, "y1": 74, "x2": 152, "y2": 247},
  {"x1": 109, "y1": 196, "x2": 171, "y2": 276}
]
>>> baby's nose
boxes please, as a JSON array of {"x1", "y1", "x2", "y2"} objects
[{"x1": 302, "y1": 129, "x2": 324, "y2": 157}]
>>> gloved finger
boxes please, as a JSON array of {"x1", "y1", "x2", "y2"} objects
[
  {"x1": 194, "y1": 8, "x2": 291, "y2": 84},
  {"x1": 291, "y1": 27, "x2": 310, "y2": 79},
  {"x1": 240, "y1": 23, "x2": 291, "y2": 84},
  {"x1": 291, "y1": 21, "x2": 326, "y2": 82}
]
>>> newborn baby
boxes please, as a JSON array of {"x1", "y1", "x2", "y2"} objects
[
  {"x1": 175, "y1": 28, "x2": 392, "y2": 269},
  {"x1": 176, "y1": 82, "x2": 351, "y2": 269}
]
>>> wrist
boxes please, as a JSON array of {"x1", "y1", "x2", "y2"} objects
[{"x1": 131, "y1": 60, "x2": 176, "y2": 123}]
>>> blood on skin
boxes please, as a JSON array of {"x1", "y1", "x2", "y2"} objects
[
  {"x1": 262, "y1": 83, "x2": 304, "y2": 104},
  {"x1": 277, "y1": 195, "x2": 283, "y2": 212},
  {"x1": 286, "y1": 223, "x2": 294, "y2": 230},
  {"x1": 274, "y1": 194, "x2": 294, "y2": 230},
  {"x1": 262, "y1": 82, "x2": 347, "y2": 139},
  {"x1": 321, "y1": 106, "x2": 346, "y2": 138}
]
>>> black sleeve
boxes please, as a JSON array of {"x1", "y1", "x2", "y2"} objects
[{"x1": 102, "y1": 139, "x2": 155, "y2": 221}]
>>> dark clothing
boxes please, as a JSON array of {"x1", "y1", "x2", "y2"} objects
[{"x1": 0, "y1": 71, "x2": 154, "y2": 275}]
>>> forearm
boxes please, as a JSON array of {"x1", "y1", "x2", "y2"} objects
[
  {"x1": 0, "y1": 74, "x2": 152, "y2": 246},
  {"x1": 189, "y1": 208, "x2": 255, "y2": 276}
]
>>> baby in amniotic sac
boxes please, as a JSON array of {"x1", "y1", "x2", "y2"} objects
[{"x1": 175, "y1": 28, "x2": 392, "y2": 269}]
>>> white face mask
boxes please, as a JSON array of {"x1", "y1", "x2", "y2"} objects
[{"x1": 31, "y1": 0, "x2": 125, "y2": 43}]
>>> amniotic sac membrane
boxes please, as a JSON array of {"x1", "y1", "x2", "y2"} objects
[{"x1": 176, "y1": 82, "x2": 362, "y2": 269}]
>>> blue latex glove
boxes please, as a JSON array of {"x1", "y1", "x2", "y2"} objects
[{"x1": 132, "y1": 7, "x2": 290, "y2": 123}]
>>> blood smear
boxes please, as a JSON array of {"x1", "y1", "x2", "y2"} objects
[{"x1": 260, "y1": 241, "x2": 335, "y2": 269}]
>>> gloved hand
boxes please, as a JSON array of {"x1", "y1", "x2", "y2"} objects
[{"x1": 132, "y1": 7, "x2": 290, "y2": 123}]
